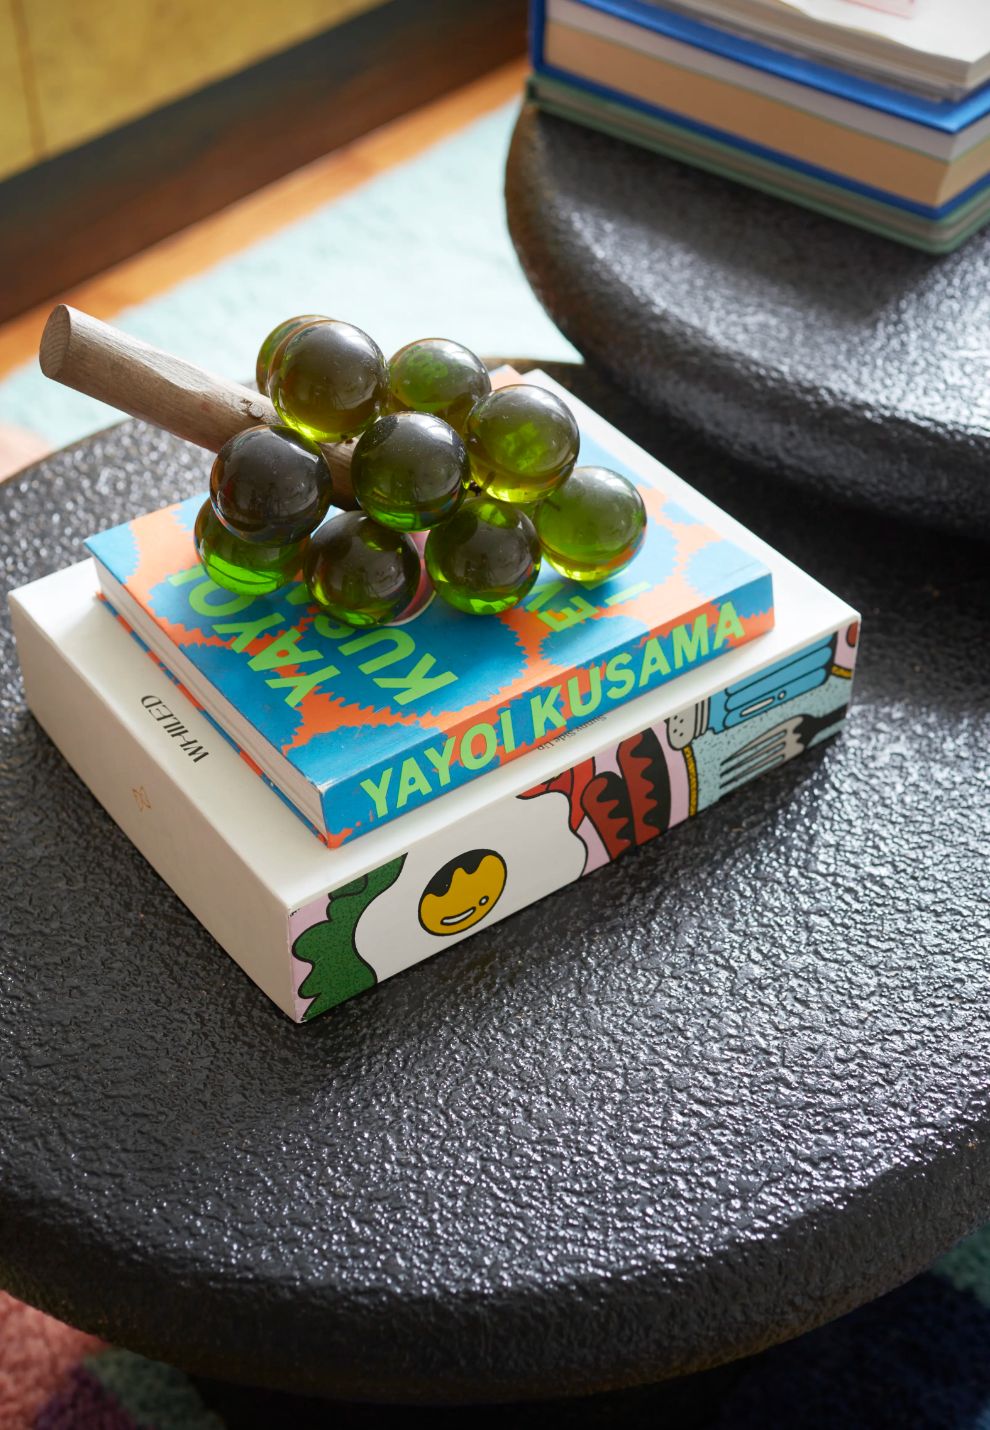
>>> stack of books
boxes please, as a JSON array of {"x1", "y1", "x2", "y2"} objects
[
  {"x1": 529, "y1": 0, "x2": 990, "y2": 251},
  {"x1": 10, "y1": 372, "x2": 859, "y2": 1022}
]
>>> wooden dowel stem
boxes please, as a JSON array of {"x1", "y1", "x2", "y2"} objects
[
  {"x1": 40, "y1": 305, "x2": 275, "y2": 450},
  {"x1": 39, "y1": 305, "x2": 357, "y2": 507}
]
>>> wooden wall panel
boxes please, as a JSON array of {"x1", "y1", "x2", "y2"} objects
[
  {"x1": 20, "y1": 0, "x2": 385, "y2": 156},
  {"x1": 0, "y1": 0, "x2": 38, "y2": 181}
]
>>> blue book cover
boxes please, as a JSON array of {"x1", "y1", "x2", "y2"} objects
[
  {"x1": 85, "y1": 381, "x2": 774, "y2": 848},
  {"x1": 534, "y1": 0, "x2": 990, "y2": 132}
]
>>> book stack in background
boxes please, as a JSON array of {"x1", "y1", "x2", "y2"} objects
[
  {"x1": 10, "y1": 374, "x2": 858, "y2": 1023},
  {"x1": 529, "y1": 0, "x2": 990, "y2": 251}
]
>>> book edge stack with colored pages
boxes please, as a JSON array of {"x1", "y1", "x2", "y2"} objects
[
  {"x1": 530, "y1": 0, "x2": 990, "y2": 251},
  {"x1": 10, "y1": 376, "x2": 860, "y2": 1022},
  {"x1": 660, "y1": 0, "x2": 990, "y2": 97}
]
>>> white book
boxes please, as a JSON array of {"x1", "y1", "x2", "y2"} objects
[
  {"x1": 10, "y1": 551, "x2": 858, "y2": 1023},
  {"x1": 659, "y1": 0, "x2": 990, "y2": 96}
]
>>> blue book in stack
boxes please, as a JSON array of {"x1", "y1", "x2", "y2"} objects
[{"x1": 529, "y1": 0, "x2": 990, "y2": 251}]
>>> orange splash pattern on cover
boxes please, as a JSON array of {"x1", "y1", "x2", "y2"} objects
[
  {"x1": 356, "y1": 499, "x2": 725, "y2": 737},
  {"x1": 282, "y1": 690, "x2": 422, "y2": 754},
  {"x1": 239, "y1": 749, "x2": 263, "y2": 777},
  {"x1": 128, "y1": 508, "x2": 228, "y2": 652}
]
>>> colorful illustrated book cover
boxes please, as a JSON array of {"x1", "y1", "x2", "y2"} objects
[
  {"x1": 85, "y1": 421, "x2": 774, "y2": 847},
  {"x1": 289, "y1": 621, "x2": 858, "y2": 1020}
]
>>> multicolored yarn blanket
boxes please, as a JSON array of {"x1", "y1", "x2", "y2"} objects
[{"x1": 4, "y1": 1224, "x2": 990, "y2": 1428}]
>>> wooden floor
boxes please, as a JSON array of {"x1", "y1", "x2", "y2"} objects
[{"x1": 0, "y1": 58, "x2": 527, "y2": 481}]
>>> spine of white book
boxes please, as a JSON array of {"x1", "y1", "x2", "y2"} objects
[{"x1": 10, "y1": 577, "x2": 298, "y2": 1018}]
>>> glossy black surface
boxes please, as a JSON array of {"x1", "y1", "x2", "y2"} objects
[
  {"x1": 506, "y1": 106, "x2": 990, "y2": 541},
  {"x1": 1, "y1": 365, "x2": 988, "y2": 1403}
]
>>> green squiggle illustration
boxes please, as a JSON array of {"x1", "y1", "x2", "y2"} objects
[{"x1": 294, "y1": 857, "x2": 405, "y2": 1020}]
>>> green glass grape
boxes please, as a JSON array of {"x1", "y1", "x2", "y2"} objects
[
  {"x1": 210, "y1": 423, "x2": 332, "y2": 545},
  {"x1": 535, "y1": 465, "x2": 647, "y2": 583},
  {"x1": 303, "y1": 511, "x2": 422, "y2": 627},
  {"x1": 194, "y1": 500, "x2": 304, "y2": 596},
  {"x1": 270, "y1": 320, "x2": 387, "y2": 443},
  {"x1": 425, "y1": 497, "x2": 541, "y2": 615},
  {"x1": 351, "y1": 412, "x2": 468, "y2": 532},
  {"x1": 465, "y1": 384, "x2": 579, "y2": 505},
  {"x1": 387, "y1": 338, "x2": 491, "y2": 434},
  {"x1": 255, "y1": 314, "x2": 326, "y2": 394}
]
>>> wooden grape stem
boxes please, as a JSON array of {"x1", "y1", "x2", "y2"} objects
[
  {"x1": 39, "y1": 304, "x2": 275, "y2": 446},
  {"x1": 39, "y1": 305, "x2": 357, "y2": 508}
]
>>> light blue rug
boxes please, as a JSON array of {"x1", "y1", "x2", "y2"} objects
[{"x1": 1, "y1": 103, "x2": 577, "y2": 449}]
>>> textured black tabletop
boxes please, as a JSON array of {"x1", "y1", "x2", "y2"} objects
[
  {"x1": 506, "y1": 105, "x2": 990, "y2": 542},
  {"x1": 1, "y1": 364, "x2": 989, "y2": 1405}
]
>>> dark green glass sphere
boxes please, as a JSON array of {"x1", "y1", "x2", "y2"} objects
[
  {"x1": 303, "y1": 511, "x2": 422, "y2": 627},
  {"x1": 425, "y1": 497, "x2": 541, "y2": 615},
  {"x1": 270, "y1": 320, "x2": 387, "y2": 443},
  {"x1": 465, "y1": 384, "x2": 579, "y2": 505},
  {"x1": 351, "y1": 412, "x2": 468, "y2": 532},
  {"x1": 209, "y1": 423, "x2": 332, "y2": 545},
  {"x1": 535, "y1": 465, "x2": 647, "y2": 583},
  {"x1": 387, "y1": 337, "x2": 491, "y2": 434},
  {"x1": 194, "y1": 500, "x2": 304, "y2": 596},
  {"x1": 255, "y1": 314, "x2": 326, "y2": 394}
]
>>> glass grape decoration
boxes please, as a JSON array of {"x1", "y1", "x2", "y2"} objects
[
  {"x1": 194, "y1": 500, "x2": 305, "y2": 596},
  {"x1": 388, "y1": 337, "x2": 491, "y2": 434},
  {"x1": 210, "y1": 424, "x2": 332, "y2": 545},
  {"x1": 535, "y1": 465, "x2": 647, "y2": 583},
  {"x1": 194, "y1": 315, "x2": 647, "y2": 625},
  {"x1": 270, "y1": 319, "x2": 387, "y2": 443},
  {"x1": 425, "y1": 497, "x2": 541, "y2": 615},
  {"x1": 255, "y1": 314, "x2": 327, "y2": 394},
  {"x1": 465, "y1": 384, "x2": 579, "y2": 505},
  {"x1": 351, "y1": 412, "x2": 468, "y2": 531},
  {"x1": 303, "y1": 511, "x2": 423, "y2": 627}
]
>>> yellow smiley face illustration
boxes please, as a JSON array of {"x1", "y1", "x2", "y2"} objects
[{"x1": 418, "y1": 849, "x2": 507, "y2": 937}]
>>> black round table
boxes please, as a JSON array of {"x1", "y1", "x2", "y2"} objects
[
  {"x1": 1, "y1": 362, "x2": 989, "y2": 1407},
  {"x1": 506, "y1": 105, "x2": 990, "y2": 542}
]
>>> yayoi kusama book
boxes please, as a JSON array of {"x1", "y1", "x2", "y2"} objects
[
  {"x1": 83, "y1": 374, "x2": 775, "y2": 849},
  {"x1": 11, "y1": 550, "x2": 855, "y2": 1022}
]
